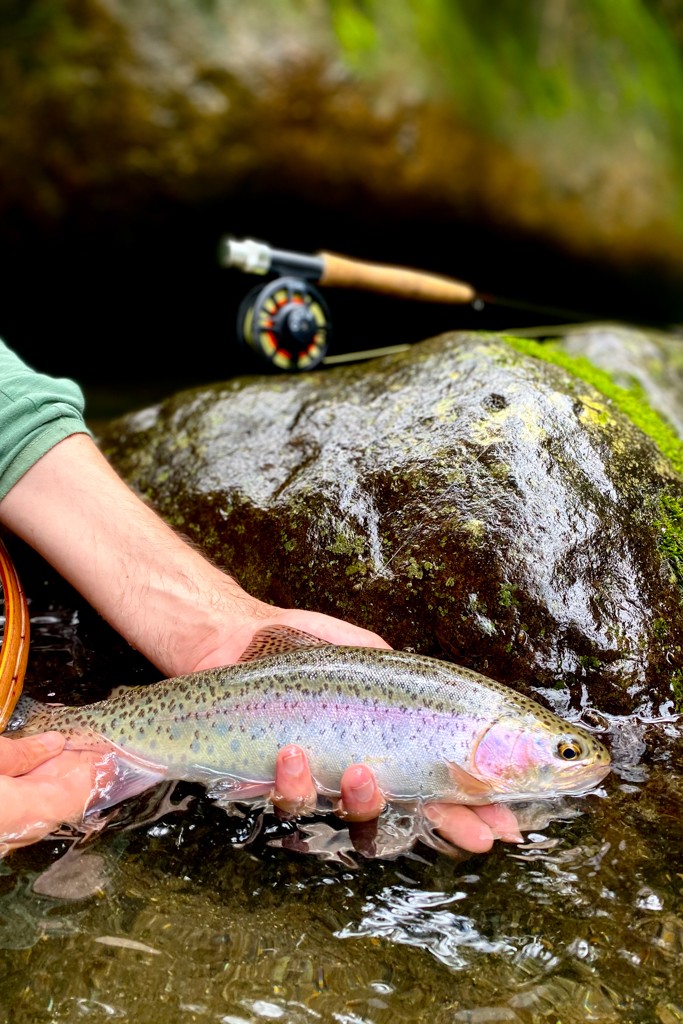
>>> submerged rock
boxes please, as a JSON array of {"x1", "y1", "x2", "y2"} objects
[{"x1": 99, "y1": 332, "x2": 683, "y2": 714}]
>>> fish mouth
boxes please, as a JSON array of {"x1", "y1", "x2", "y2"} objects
[
  {"x1": 561, "y1": 761, "x2": 611, "y2": 793},
  {"x1": 497, "y1": 762, "x2": 612, "y2": 802},
  {"x1": 469, "y1": 762, "x2": 612, "y2": 805}
]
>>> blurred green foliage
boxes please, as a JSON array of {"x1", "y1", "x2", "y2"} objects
[
  {"x1": 6, "y1": 0, "x2": 683, "y2": 156},
  {"x1": 328, "y1": 0, "x2": 683, "y2": 148},
  {"x1": 3, "y1": 0, "x2": 683, "y2": 253}
]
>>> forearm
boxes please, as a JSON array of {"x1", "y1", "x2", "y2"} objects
[{"x1": 0, "y1": 433, "x2": 257, "y2": 675}]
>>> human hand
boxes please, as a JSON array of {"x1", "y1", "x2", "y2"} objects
[
  {"x1": 0, "y1": 732, "x2": 355, "y2": 856},
  {"x1": 271, "y1": 745, "x2": 522, "y2": 854},
  {"x1": 0, "y1": 732, "x2": 114, "y2": 854}
]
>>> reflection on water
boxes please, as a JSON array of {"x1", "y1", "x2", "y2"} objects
[{"x1": 0, "y1": 602, "x2": 682, "y2": 1023}]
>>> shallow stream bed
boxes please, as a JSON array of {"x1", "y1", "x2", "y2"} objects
[{"x1": 0, "y1": 580, "x2": 682, "y2": 1024}]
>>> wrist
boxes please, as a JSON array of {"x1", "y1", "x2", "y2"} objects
[{"x1": 149, "y1": 559, "x2": 271, "y2": 676}]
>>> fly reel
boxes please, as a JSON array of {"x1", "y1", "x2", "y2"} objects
[
  {"x1": 237, "y1": 276, "x2": 331, "y2": 372},
  {"x1": 220, "y1": 236, "x2": 476, "y2": 373}
]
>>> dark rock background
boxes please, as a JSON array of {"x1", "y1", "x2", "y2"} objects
[{"x1": 2, "y1": 1, "x2": 683, "y2": 403}]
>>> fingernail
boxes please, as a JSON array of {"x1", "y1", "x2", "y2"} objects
[
  {"x1": 497, "y1": 830, "x2": 524, "y2": 844},
  {"x1": 281, "y1": 748, "x2": 304, "y2": 777},
  {"x1": 424, "y1": 805, "x2": 444, "y2": 827},
  {"x1": 349, "y1": 772, "x2": 375, "y2": 805},
  {"x1": 37, "y1": 732, "x2": 64, "y2": 753}
]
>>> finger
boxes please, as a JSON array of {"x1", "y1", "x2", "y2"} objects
[
  {"x1": 272, "y1": 744, "x2": 317, "y2": 815},
  {"x1": 424, "y1": 803, "x2": 500, "y2": 854},
  {"x1": 473, "y1": 803, "x2": 523, "y2": 843},
  {"x1": 338, "y1": 764, "x2": 386, "y2": 822},
  {"x1": 0, "y1": 732, "x2": 65, "y2": 778}
]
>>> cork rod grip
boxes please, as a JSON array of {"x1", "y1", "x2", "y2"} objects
[{"x1": 318, "y1": 251, "x2": 476, "y2": 304}]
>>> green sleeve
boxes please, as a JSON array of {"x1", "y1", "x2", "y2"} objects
[{"x1": 0, "y1": 338, "x2": 92, "y2": 501}]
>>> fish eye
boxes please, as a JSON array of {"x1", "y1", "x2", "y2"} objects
[{"x1": 556, "y1": 738, "x2": 584, "y2": 761}]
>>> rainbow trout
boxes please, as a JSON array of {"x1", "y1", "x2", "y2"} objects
[{"x1": 8, "y1": 627, "x2": 610, "y2": 810}]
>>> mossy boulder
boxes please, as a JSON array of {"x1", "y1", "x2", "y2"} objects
[
  {"x1": 553, "y1": 322, "x2": 683, "y2": 439},
  {"x1": 99, "y1": 331, "x2": 683, "y2": 715}
]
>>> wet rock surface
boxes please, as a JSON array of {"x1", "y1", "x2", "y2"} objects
[{"x1": 99, "y1": 331, "x2": 683, "y2": 715}]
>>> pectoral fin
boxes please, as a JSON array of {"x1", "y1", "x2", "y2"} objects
[
  {"x1": 206, "y1": 777, "x2": 274, "y2": 803},
  {"x1": 447, "y1": 762, "x2": 494, "y2": 801}
]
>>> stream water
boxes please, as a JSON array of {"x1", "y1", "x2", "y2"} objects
[{"x1": 0, "y1": 576, "x2": 682, "y2": 1024}]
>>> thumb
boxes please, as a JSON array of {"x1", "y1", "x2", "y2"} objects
[{"x1": 0, "y1": 732, "x2": 66, "y2": 777}]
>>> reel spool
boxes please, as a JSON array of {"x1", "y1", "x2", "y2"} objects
[{"x1": 237, "y1": 276, "x2": 331, "y2": 371}]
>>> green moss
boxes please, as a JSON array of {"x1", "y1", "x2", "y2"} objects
[
  {"x1": 655, "y1": 493, "x2": 683, "y2": 588},
  {"x1": 501, "y1": 335, "x2": 683, "y2": 475},
  {"x1": 327, "y1": 532, "x2": 366, "y2": 557},
  {"x1": 652, "y1": 617, "x2": 669, "y2": 640},
  {"x1": 329, "y1": 0, "x2": 378, "y2": 65},
  {"x1": 499, "y1": 581, "x2": 517, "y2": 608},
  {"x1": 462, "y1": 518, "x2": 486, "y2": 545},
  {"x1": 671, "y1": 669, "x2": 683, "y2": 711}
]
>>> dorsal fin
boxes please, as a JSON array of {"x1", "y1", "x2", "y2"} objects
[{"x1": 237, "y1": 625, "x2": 331, "y2": 662}]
